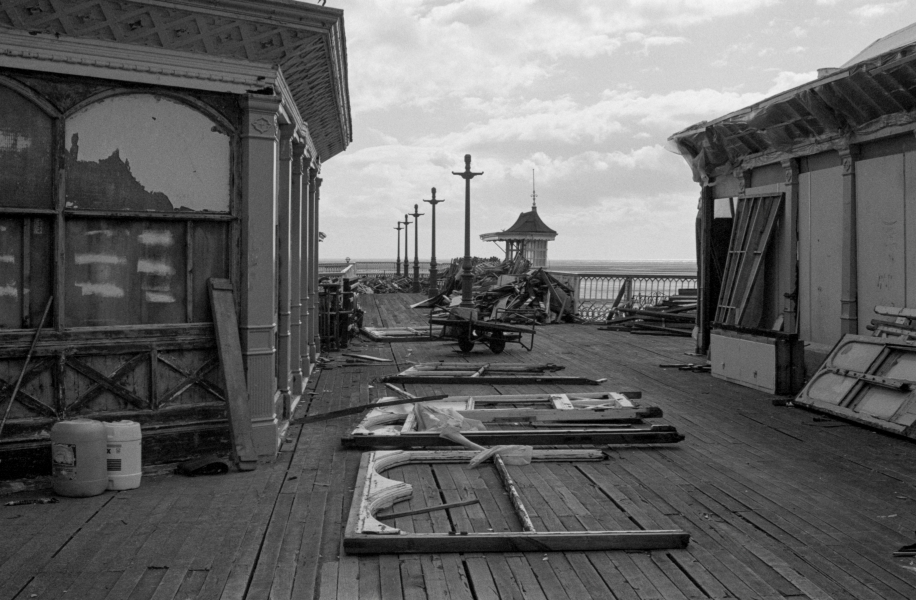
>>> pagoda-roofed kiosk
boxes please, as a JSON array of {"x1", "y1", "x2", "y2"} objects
[{"x1": 480, "y1": 202, "x2": 557, "y2": 267}]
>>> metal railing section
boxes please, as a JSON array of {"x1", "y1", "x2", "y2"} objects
[
  {"x1": 318, "y1": 263, "x2": 357, "y2": 279},
  {"x1": 547, "y1": 271, "x2": 697, "y2": 323}
]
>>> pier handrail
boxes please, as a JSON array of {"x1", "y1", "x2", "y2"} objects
[{"x1": 546, "y1": 270, "x2": 697, "y2": 323}]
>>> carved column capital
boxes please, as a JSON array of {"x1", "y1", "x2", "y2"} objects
[
  {"x1": 292, "y1": 140, "x2": 306, "y2": 175},
  {"x1": 278, "y1": 124, "x2": 296, "y2": 161},
  {"x1": 734, "y1": 169, "x2": 751, "y2": 194},
  {"x1": 242, "y1": 95, "x2": 281, "y2": 141},
  {"x1": 781, "y1": 159, "x2": 798, "y2": 186},
  {"x1": 838, "y1": 145, "x2": 859, "y2": 176}
]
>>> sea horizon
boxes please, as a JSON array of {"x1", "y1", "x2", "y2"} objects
[{"x1": 320, "y1": 257, "x2": 697, "y2": 275}]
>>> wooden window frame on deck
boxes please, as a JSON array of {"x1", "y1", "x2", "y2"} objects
[{"x1": 344, "y1": 450, "x2": 690, "y2": 554}]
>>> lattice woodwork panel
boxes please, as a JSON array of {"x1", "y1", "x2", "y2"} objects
[
  {"x1": 154, "y1": 348, "x2": 224, "y2": 408},
  {"x1": 0, "y1": 356, "x2": 57, "y2": 420},
  {"x1": 0, "y1": 0, "x2": 346, "y2": 158},
  {"x1": 63, "y1": 352, "x2": 151, "y2": 414}
]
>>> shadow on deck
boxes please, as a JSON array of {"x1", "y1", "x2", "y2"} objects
[{"x1": 2, "y1": 293, "x2": 916, "y2": 600}]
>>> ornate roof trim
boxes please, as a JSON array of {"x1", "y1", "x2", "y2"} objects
[{"x1": 0, "y1": 0, "x2": 351, "y2": 160}]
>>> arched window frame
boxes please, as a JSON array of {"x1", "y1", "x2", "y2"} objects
[{"x1": 0, "y1": 85, "x2": 239, "y2": 331}]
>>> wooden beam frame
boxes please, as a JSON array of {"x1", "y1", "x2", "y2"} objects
[{"x1": 344, "y1": 450, "x2": 690, "y2": 554}]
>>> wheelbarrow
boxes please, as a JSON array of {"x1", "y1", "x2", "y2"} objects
[{"x1": 429, "y1": 307, "x2": 535, "y2": 353}]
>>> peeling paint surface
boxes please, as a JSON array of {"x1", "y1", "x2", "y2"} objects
[
  {"x1": 144, "y1": 291, "x2": 176, "y2": 303},
  {"x1": 138, "y1": 230, "x2": 173, "y2": 246},
  {"x1": 137, "y1": 259, "x2": 175, "y2": 276},
  {"x1": 66, "y1": 94, "x2": 230, "y2": 212},
  {"x1": 66, "y1": 219, "x2": 186, "y2": 326},
  {"x1": 74, "y1": 254, "x2": 126, "y2": 265},
  {"x1": 74, "y1": 282, "x2": 125, "y2": 298}
]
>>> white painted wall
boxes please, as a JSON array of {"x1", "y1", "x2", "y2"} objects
[{"x1": 798, "y1": 166, "x2": 842, "y2": 345}]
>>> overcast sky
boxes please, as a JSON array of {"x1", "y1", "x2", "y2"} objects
[{"x1": 318, "y1": 0, "x2": 913, "y2": 262}]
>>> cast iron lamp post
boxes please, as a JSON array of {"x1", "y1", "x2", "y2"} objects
[
  {"x1": 409, "y1": 204, "x2": 424, "y2": 293},
  {"x1": 423, "y1": 187, "x2": 444, "y2": 297},
  {"x1": 401, "y1": 214, "x2": 410, "y2": 279},
  {"x1": 451, "y1": 154, "x2": 483, "y2": 307},
  {"x1": 394, "y1": 222, "x2": 403, "y2": 276}
]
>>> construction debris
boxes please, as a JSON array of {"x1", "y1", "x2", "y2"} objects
[
  {"x1": 600, "y1": 289, "x2": 697, "y2": 336},
  {"x1": 382, "y1": 362, "x2": 604, "y2": 385}
]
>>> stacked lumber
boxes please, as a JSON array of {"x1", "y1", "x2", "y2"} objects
[
  {"x1": 602, "y1": 290, "x2": 697, "y2": 336},
  {"x1": 867, "y1": 305, "x2": 916, "y2": 341}
]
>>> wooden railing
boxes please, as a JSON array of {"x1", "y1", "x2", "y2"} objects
[{"x1": 547, "y1": 271, "x2": 698, "y2": 323}]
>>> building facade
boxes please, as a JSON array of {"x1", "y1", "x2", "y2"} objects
[
  {"x1": 669, "y1": 24, "x2": 916, "y2": 387},
  {"x1": 0, "y1": 0, "x2": 351, "y2": 476}
]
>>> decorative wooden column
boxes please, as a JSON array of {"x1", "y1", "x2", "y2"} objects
[
  {"x1": 307, "y1": 167, "x2": 318, "y2": 363},
  {"x1": 290, "y1": 139, "x2": 306, "y2": 395},
  {"x1": 239, "y1": 94, "x2": 281, "y2": 456},
  {"x1": 311, "y1": 177, "x2": 323, "y2": 360},
  {"x1": 839, "y1": 147, "x2": 859, "y2": 335},
  {"x1": 277, "y1": 124, "x2": 294, "y2": 412},
  {"x1": 300, "y1": 166, "x2": 313, "y2": 373},
  {"x1": 781, "y1": 159, "x2": 799, "y2": 334}
]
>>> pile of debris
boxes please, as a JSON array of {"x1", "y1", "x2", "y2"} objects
[
  {"x1": 421, "y1": 266, "x2": 575, "y2": 325},
  {"x1": 601, "y1": 290, "x2": 697, "y2": 336},
  {"x1": 436, "y1": 255, "x2": 524, "y2": 296},
  {"x1": 475, "y1": 268, "x2": 575, "y2": 324},
  {"x1": 352, "y1": 274, "x2": 427, "y2": 294}
]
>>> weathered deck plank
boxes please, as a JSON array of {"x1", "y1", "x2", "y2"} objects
[{"x1": 3, "y1": 293, "x2": 916, "y2": 599}]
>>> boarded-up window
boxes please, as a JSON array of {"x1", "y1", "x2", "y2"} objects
[
  {"x1": 0, "y1": 90, "x2": 232, "y2": 330},
  {"x1": 61, "y1": 95, "x2": 231, "y2": 327},
  {"x1": 0, "y1": 87, "x2": 54, "y2": 329}
]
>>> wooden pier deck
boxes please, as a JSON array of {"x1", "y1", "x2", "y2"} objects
[{"x1": 3, "y1": 293, "x2": 916, "y2": 599}]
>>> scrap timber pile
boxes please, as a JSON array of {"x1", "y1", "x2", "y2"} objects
[
  {"x1": 474, "y1": 268, "x2": 575, "y2": 324},
  {"x1": 352, "y1": 274, "x2": 429, "y2": 294},
  {"x1": 601, "y1": 289, "x2": 697, "y2": 336}
]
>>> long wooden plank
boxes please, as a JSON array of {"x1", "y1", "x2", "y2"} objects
[
  {"x1": 208, "y1": 278, "x2": 257, "y2": 470},
  {"x1": 344, "y1": 530, "x2": 690, "y2": 554},
  {"x1": 342, "y1": 426, "x2": 684, "y2": 449}
]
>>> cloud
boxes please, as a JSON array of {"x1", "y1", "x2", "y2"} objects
[
  {"x1": 345, "y1": 0, "x2": 786, "y2": 113},
  {"x1": 850, "y1": 1, "x2": 908, "y2": 18},
  {"x1": 765, "y1": 70, "x2": 818, "y2": 95},
  {"x1": 507, "y1": 146, "x2": 679, "y2": 182},
  {"x1": 425, "y1": 87, "x2": 770, "y2": 150}
]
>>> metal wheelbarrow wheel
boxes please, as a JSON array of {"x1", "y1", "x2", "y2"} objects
[{"x1": 485, "y1": 331, "x2": 506, "y2": 354}]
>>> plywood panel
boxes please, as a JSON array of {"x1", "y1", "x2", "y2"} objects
[
  {"x1": 710, "y1": 333, "x2": 777, "y2": 393},
  {"x1": 804, "y1": 167, "x2": 842, "y2": 345},
  {"x1": 856, "y1": 154, "x2": 906, "y2": 332}
]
